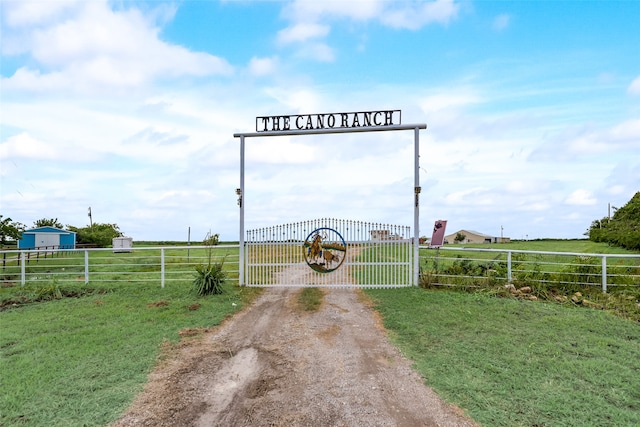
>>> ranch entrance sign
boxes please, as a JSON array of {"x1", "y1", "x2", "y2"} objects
[
  {"x1": 234, "y1": 109, "x2": 426, "y2": 288},
  {"x1": 256, "y1": 110, "x2": 401, "y2": 132}
]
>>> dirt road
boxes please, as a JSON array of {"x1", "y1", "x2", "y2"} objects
[{"x1": 111, "y1": 286, "x2": 478, "y2": 426}]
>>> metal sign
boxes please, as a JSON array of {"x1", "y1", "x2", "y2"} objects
[
  {"x1": 303, "y1": 227, "x2": 347, "y2": 273},
  {"x1": 430, "y1": 220, "x2": 447, "y2": 247},
  {"x1": 256, "y1": 110, "x2": 401, "y2": 133}
]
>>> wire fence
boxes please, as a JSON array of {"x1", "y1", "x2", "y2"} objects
[{"x1": 421, "y1": 246, "x2": 640, "y2": 293}]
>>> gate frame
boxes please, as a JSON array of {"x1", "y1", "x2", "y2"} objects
[{"x1": 234, "y1": 122, "x2": 427, "y2": 286}]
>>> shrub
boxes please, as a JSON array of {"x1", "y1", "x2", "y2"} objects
[
  {"x1": 192, "y1": 231, "x2": 226, "y2": 296},
  {"x1": 193, "y1": 261, "x2": 226, "y2": 296},
  {"x1": 67, "y1": 223, "x2": 123, "y2": 247}
]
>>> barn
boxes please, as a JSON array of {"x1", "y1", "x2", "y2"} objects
[
  {"x1": 18, "y1": 227, "x2": 76, "y2": 250},
  {"x1": 444, "y1": 229, "x2": 510, "y2": 244}
]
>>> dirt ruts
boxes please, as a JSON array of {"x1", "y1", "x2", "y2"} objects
[{"x1": 111, "y1": 286, "x2": 478, "y2": 427}]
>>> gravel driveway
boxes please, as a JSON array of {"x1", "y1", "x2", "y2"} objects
[{"x1": 111, "y1": 286, "x2": 478, "y2": 426}]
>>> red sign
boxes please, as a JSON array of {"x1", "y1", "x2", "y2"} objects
[{"x1": 430, "y1": 220, "x2": 447, "y2": 247}]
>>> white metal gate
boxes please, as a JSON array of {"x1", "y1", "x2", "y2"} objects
[
  {"x1": 235, "y1": 110, "x2": 426, "y2": 287},
  {"x1": 244, "y1": 218, "x2": 413, "y2": 288}
]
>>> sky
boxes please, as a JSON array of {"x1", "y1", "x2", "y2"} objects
[{"x1": 1, "y1": 0, "x2": 639, "y2": 242}]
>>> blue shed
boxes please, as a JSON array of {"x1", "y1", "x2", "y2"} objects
[{"x1": 18, "y1": 227, "x2": 76, "y2": 250}]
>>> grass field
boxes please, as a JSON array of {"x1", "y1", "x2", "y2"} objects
[
  {"x1": 0, "y1": 255, "x2": 259, "y2": 426},
  {"x1": 453, "y1": 239, "x2": 636, "y2": 254},
  {"x1": 420, "y1": 239, "x2": 640, "y2": 322},
  {"x1": 1, "y1": 240, "x2": 638, "y2": 426},
  {"x1": 364, "y1": 287, "x2": 640, "y2": 426}
]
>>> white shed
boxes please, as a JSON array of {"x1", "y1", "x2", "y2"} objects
[{"x1": 112, "y1": 237, "x2": 133, "y2": 253}]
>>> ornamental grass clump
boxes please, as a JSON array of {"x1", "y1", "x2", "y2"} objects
[
  {"x1": 193, "y1": 261, "x2": 226, "y2": 296},
  {"x1": 193, "y1": 232, "x2": 226, "y2": 296}
]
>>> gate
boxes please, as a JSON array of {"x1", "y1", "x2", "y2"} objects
[
  {"x1": 244, "y1": 218, "x2": 413, "y2": 288},
  {"x1": 235, "y1": 109, "x2": 427, "y2": 287}
]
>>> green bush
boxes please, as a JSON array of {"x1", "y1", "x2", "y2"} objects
[
  {"x1": 588, "y1": 192, "x2": 640, "y2": 251},
  {"x1": 67, "y1": 223, "x2": 123, "y2": 247}
]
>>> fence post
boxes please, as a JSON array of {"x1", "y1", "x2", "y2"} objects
[
  {"x1": 161, "y1": 248, "x2": 165, "y2": 289},
  {"x1": 21, "y1": 251, "x2": 26, "y2": 286},
  {"x1": 84, "y1": 250, "x2": 89, "y2": 284},
  {"x1": 507, "y1": 251, "x2": 512, "y2": 282},
  {"x1": 602, "y1": 255, "x2": 607, "y2": 293}
]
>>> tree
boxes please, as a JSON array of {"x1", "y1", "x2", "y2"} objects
[
  {"x1": 34, "y1": 218, "x2": 64, "y2": 229},
  {"x1": 454, "y1": 232, "x2": 466, "y2": 244},
  {"x1": 67, "y1": 223, "x2": 123, "y2": 247},
  {"x1": 587, "y1": 192, "x2": 640, "y2": 251},
  {"x1": 0, "y1": 215, "x2": 26, "y2": 246}
]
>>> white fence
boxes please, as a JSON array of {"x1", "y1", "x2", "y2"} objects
[
  {"x1": 244, "y1": 218, "x2": 413, "y2": 288},
  {"x1": 2, "y1": 244, "x2": 639, "y2": 293},
  {"x1": 421, "y1": 246, "x2": 640, "y2": 292},
  {"x1": 0, "y1": 245, "x2": 238, "y2": 288}
]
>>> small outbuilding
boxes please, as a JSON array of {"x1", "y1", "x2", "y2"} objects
[
  {"x1": 112, "y1": 237, "x2": 133, "y2": 253},
  {"x1": 444, "y1": 229, "x2": 510, "y2": 244},
  {"x1": 18, "y1": 227, "x2": 76, "y2": 250}
]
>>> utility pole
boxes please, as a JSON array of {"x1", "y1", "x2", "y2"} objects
[{"x1": 88, "y1": 207, "x2": 93, "y2": 229}]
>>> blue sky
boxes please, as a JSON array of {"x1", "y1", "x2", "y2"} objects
[{"x1": 1, "y1": 0, "x2": 639, "y2": 242}]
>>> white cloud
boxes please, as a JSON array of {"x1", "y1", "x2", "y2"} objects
[
  {"x1": 277, "y1": 22, "x2": 330, "y2": 44},
  {"x1": 282, "y1": 0, "x2": 383, "y2": 23},
  {"x1": 281, "y1": 0, "x2": 460, "y2": 29},
  {"x1": 247, "y1": 139, "x2": 318, "y2": 164},
  {"x1": 628, "y1": 76, "x2": 640, "y2": 95},
  {"x1": 248, "y1": 56, "x2": 279, "y2": 76},
  {"x1": 608, "y1": 118, "x2": 640, "y2": 143},
  {"x1": 381, "y1": 0, "x2": 460, "y2": 29},
  {"x1": 1, "y1": 132, "x2": 61, "y2": 160},
  {"x1": 1, "y1": 0, "x2": 81, "y2": 28},
  {"x1": 296, "y1": 42, "x2": 335, "y2": 62},
  {"x1": 276, "y1": 0, "x2": 460, "y2": 59},
  {"x1": 565, "y1": 189, "x2": 597, "y2": 206},
  {"x1": 418, "y1": 91, "x2": 481, "y2": 114},
  {"x1": 492, "y1": 13, "x2": 510, "y2": 31},
  {"x1": 263, "y1": 87, "x2": 324, "y2": 113},
  {"x1": 444, "y1": 187, "x2": 492, "y2": 206},
  {"x1": 1, "y1": 1, "x2": 232, "y2": 94},
  {"x1": 505, "y1": 180, "x2": 551, "y2": 194},
  {"x1": 608, "y1": 185, "x2": 626, "y2": 195},
  {"x1": 530, "y1": 118, "x2": 640, "y2": 160}
]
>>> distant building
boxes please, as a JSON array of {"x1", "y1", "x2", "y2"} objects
[
  {"x1": 18, "y1": 227, "x2": 76, "y2": 250},
  {"x1": 370, "y1": 230, "x2": 404, "y2": 241},
  {"x1": 444, "y1": 229, "x2": 510, "y2": 244}
]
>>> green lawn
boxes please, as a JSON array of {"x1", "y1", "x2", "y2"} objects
[
  {"x1": 365, "y1": 287, "x2": 640, "y2": 427},
  {"x1": 0, "y1": 279, "x2": 259, "y2": 426},
  {"x1": 450, "y1": 238, "x2": 637, "y2": 254}
]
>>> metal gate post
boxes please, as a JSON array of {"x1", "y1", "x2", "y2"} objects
[
  {"x1": 602, "y1": 255, "x2": 607, "y2": 293},
  {"x1": 84, "y1": 250, "x2": 89, "y2": 284},
  {"x1": 239, "y1": 134, "x2": 245, "y2": 286},
  {"x1": 20, "y1": 251, "x2": 25, "y2": 286},
  {"x1": 413, "y1": 126, "x2": 420, "y2": 286}
]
